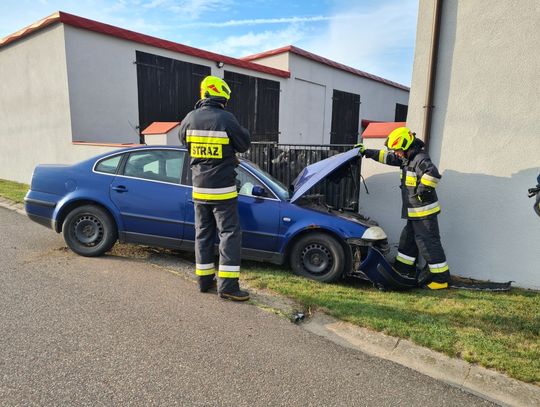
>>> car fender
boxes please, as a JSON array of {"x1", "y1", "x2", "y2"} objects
[
  {"x1": 52, "y1": 190, "x2": 125, "y2": 233},
  {"x1": 278, "y1": 220, "x2": 361, "y2": 255}
]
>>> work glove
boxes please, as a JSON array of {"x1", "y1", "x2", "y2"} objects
[{"x1": 354, "y1": 143, "x2": 366, "y2": 156}]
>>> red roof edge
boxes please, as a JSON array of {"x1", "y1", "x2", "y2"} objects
[
  {"x1": 141, "y1": 121, "x2": 181, "y2": 135},
  {"x1": 57, "y1": 11, "x2": 289, "y2": 78},
  {"x1": 362, "y1": 122, "x2": 407, "y2": 138},
  {"x1": 241, "y1": 45, "x2": 294, "y2": 62},
  {"x1": 243, "y1": 45, "x2": 409, "y2": 91},
  {"x1": 0, "y1": 12, "x2": 61, "y2": 48},
  {"x1": 73, "y1": 141, "x2": 143, "y2": 147},
  {"x1": 1, "y1": 11, "x2": 290, "y2": 79}
]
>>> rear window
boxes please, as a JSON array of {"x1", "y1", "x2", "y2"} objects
[
  {"x1": 123, "y1": 150, "x2": 184, "y2": 184},
  {"x1": 95, "y1": 155, "x2": 122, "y2": 174}
]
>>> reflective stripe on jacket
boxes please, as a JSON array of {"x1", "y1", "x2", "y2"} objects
[
  {"x1": 179, "y1": 98, "x2": 251, "y2": 202},
  {"x1": 364, "y1": 140, "x2": 442, "y2": 220}
]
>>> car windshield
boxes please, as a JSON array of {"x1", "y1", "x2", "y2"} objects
[{"x1": 241, "y1": 160, "x2": 290, "y2": 200}]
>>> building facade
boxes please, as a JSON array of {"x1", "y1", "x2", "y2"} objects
[
  {"x1": 0, "y1": 12, "x2": 409, "y2": 183},
  {"x1": 243, "y1": 46, "x2": 409, "y2": 145}
]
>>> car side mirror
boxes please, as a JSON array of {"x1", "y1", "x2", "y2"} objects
[{"x1": 252, "y1": 185, "x2": 267, "y2": 197}]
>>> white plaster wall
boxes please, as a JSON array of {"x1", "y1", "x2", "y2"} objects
[
  {"x1": 291, "y1": 78, "x2": 326, "y2": 144},
  {"x1": 277, "y1": 53, "x2": 410, "y2": 144},
  {"x1": 64, "y1": 26, "x2": 287, "y2": 144},
  {"x1": 64, "y1": 26, "x2": 140, "y2": 144},
  {"x1": 0, "y1": 26, "x2": 137, "y2": 184},
  {"x1": 407, "y1": 0, "x2": 540, "y2": 288},
  {"x1": 245, "y1": 53, "x2": 289, "y2": 71},
  {"x1": 0, "y1": 25, "x2": 73, "y2": 184},
  {"x1": 357, "y1": 138, "x2": 404, "y2": 246}
]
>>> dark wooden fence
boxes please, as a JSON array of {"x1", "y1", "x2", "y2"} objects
[{"x1": 240, "y1": 142, "x2": 359, "y2": 211}]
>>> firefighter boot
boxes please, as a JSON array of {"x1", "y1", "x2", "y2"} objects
[
  {"x1": 199, "y1": 274, "x2": 217, "y2": 293},
  {"x1": 425, "y1": 271, "x2": 450, "y2": 290},
  {"x1": 219, "y1": 278, "x2": 250, "y2": 301}
]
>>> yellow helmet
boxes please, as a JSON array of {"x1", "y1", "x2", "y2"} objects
[
  {"x1": 386, "y1": 127, "x2": 415, "y2": 151},
  {"x1": 200, "y1": 76, "x2": 231, "y2": 100}
]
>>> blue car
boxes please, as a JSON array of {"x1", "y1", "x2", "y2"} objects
[{"x1": 25, "y1": 146, "x2": 389, "y2": 282}]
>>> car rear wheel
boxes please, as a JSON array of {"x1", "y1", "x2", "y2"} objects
[
  {"x1": 62, "y1": 204, "x2": 117, "y2": 257},
  {"x1": 290, "y1": 232, "x2": 345, "y2": 283}
]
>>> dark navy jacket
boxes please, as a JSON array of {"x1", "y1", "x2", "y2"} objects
[{"x1": 179, "y1": 98, "x2": 250, "y2": 202}]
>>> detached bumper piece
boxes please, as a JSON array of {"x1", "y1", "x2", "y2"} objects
[
  {"x1": 357, "y1": 247, "x2": 512, "y2": 292},
  {"x1": 357, "y1": 247, "x2": 418, "y2": 291}
]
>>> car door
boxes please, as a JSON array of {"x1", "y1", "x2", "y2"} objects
[
  {"x1": 183, "y1": 166, "x2": 281, "y2": 254},
  {"x1": 110, "y1": 149, "x2": 189, "y2": 246},
  {"x1": 236, "y1": 167, "x2": 281, "y2": 253}
]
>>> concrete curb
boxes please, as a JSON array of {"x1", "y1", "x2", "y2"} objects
[
  {"x1": 2, "y1": 197, "x2": 539, "y2": 406},
  {"x1": 0, "y1": 196, "x2": 26, "y2": 216}
]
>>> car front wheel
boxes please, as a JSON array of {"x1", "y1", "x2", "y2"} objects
[
  {"x1": 62, "y1": 204, "x2": 117, "y2": 257},
  {"x1": 290, "y1": 232, "x2": 345, "y2": 283}
]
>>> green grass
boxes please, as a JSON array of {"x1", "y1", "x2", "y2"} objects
[
  {"x1": 242, "y1": 263, "x2": 540, "y2": 385},
  {"x1": 0, "y1": 179, "x2": 29, "y2": 203}
]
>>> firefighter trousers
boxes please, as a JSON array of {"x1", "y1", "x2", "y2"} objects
[
  {"x1": 194, "y1": 200, "x2": 242, "y2": 293},
  {"x1": 394, "y1": 217, "x2": 450, "y2": 283}
]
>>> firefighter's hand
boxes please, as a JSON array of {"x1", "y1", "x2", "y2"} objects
[
  {"x1": 354, "y1": 143, "x2": 366, "y2": 156},
  {"x1": 234, "y1": 155, "x2": 240, "y2": 166}
]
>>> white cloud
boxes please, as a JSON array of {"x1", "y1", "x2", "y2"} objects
[
  {"x1": 139, "y1": 0, "x2": 233, "y2": 19},
  {"x1": 204, "y1": 24, "x2": 305, "y2": 57},
  {"x1": 301, "y1": 0, "x2": 418, "y2": 85},
  {"x1": 186, "y1": 15, "x2": 334, "y2": 27}
]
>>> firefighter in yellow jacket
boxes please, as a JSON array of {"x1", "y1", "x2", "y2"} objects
[
  {"x1": 179, "y1": 76, "x2": 251, "y2": 301},
  {"x1": 359, "y1": 127, "x2": 450, "y2": 289}
]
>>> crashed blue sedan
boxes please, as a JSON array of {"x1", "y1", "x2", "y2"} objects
[{"x1": 24, "y1": 146, "x2": 389, "y2": 282}]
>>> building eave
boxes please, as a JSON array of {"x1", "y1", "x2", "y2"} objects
[
  {"x1": 0, "y1": 11, "x2": 291, "y2": 79},
  {"x1": 242, "y1": 45, "x2": 409, "y2": 91}
]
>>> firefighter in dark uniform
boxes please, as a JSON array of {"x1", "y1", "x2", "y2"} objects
[
  {"x1": 359, "y1": 127, "x2": 450, "y2": 289},
  {"x1": 179, "y1": 76, "x2": 251, "y2": 301}
]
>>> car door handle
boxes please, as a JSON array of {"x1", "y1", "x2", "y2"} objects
[{"x1": 112, "y1": 185, "x2": 128, "y2": 193}]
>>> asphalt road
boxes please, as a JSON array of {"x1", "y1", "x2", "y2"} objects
[{"x1": 0, "y1": 207, "x2": 496, "y2": 406}]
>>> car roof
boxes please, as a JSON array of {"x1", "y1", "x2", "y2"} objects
[{"x1": 90, "y1": 145, "x2": 186, "y2": 161}]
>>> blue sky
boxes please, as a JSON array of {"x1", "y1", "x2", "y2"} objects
[{"x1": 0, "y1": 0, "x2": 419, "y2": 85}]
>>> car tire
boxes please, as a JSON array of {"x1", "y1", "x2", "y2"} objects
[
  {"x1": 290, "y1": 232, "x2": 345, "y2": 283},
  {"x1": 62, "y1": 204, "x2": 117, "y2": 257}
]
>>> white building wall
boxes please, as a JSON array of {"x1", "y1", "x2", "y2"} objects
[
  {"x1": 406, "y1": 0, "x2": 540, "y2": 288},
  {"x1": 64, "y1": 26, "x2": 140, "y2": 144},
  {"x1": 244, "y1": 53, "x2": 289, "y2": 71},
  {"x1": 0, "y1": 25, "x2": 123, "y2": 184},
  {"x1": 0, "y1": 25, "x2": 73, "y2": 184},
  {"x1": 63, "y1": 26, "x2": 287, "y2": 144},
  {"x1": 278, "y1": 53, "x2": 409, "y2": 144},
  {"x1": 357, "y1": 138, "x2": 405, "y2": 247}
]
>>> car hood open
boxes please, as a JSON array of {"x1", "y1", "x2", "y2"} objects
[{"x1": 290, "y1": 147, "x2": 361, "y2": 204}]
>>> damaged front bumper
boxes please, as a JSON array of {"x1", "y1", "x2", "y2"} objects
[
  {"x1": 353, "y1": 247, "x2": 513, "y2": 291},
  {"x1": 346, "y1": 238, "x2": 419, "y2": 290},
  {"x1": 357, "y1": 247, "x2": 419, "y2": 290}
]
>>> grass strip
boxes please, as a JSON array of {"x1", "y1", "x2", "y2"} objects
[
  {"x1": 0, "y1": 179, "x2": 29, "y2": 203},
  {"x1": 242, "y1": 263, "x2": 540, "y2": 385}
]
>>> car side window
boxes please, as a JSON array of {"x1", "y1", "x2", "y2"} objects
[
  {"x1": 236, "y1": 168, "x2": 266, "y2": 196},
  {"x1": 95, "y1": 155, "x2": 123, "y2": 174},
  {"x1": 123, "y1": 150, "x2": 184, "y2": 184}
]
